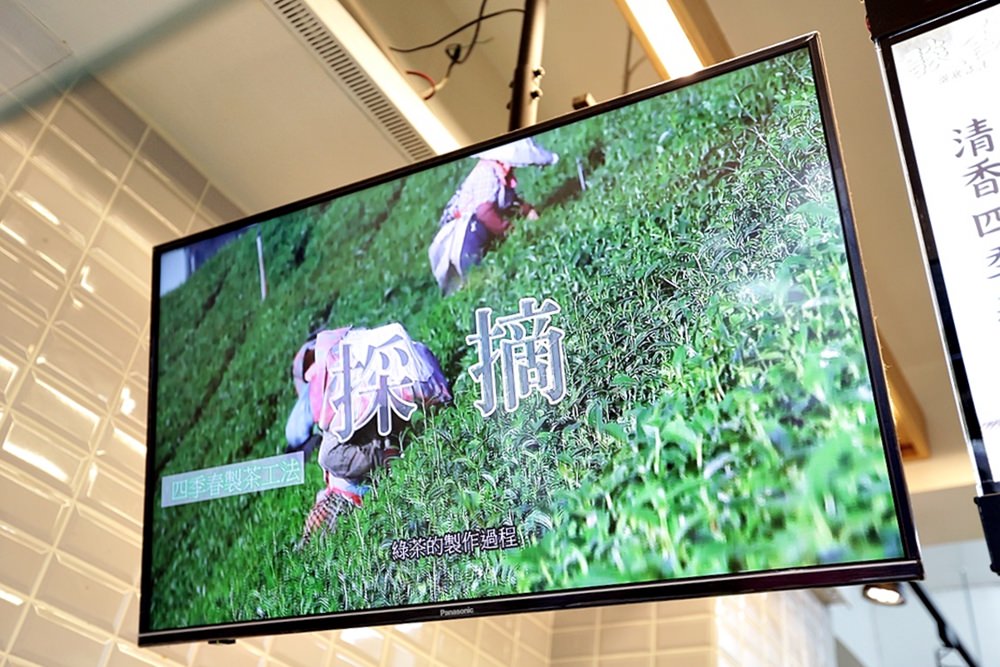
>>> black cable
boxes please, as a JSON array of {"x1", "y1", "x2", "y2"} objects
[
  {"x1": 441, "y1": 1, "x2": 489, "y2": 80},
  {"x1": 909, "y1": 582, "x2": 980, "y2": 667},
  {"x1": 444, "y1": 46, "x2": 461, "y2": 80},
  {"x1": 388, "y1": 8, "x2": 523, "y2": 54},
  {"x1": 455, "y1": 0, "x2": 489, "y2": 65}
]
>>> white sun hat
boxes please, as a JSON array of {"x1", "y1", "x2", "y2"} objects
[{"x1": 472, "y1": 137, "x2": 558, "y2": 166}]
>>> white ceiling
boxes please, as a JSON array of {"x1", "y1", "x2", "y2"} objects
[
  {"x1": 95, "y1": 0, "x2": 426, "y2": 214},
  {"x1": 13, "y1": 0, "x2": 980, "y2": 538},
  {"x1": 341, "y1": 0, "x2": 663, "y2": 140},
  {"x1": 9, "y1": 0, "x2": 206, "y2": 69}
]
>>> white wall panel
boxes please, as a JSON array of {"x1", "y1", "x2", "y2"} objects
[{"x1": 0, "y1": 70, "x2": 559, "y2": 667}]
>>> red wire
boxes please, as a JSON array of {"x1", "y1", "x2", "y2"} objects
[{"x1": 405, "y1": 70, "x2": 437, "y2": 100}]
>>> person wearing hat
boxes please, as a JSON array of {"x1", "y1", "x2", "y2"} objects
[
  {"x1": 285, "y1": 329, "x2": 336, "y2": 457},
  {"x1": 429, "y1": 137, "x2": 558, "y2": 294},
  {"x1": 289, "y1": 324, "x2": 452, "y2": 544}
]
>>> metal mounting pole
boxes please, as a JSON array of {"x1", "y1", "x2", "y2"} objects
[
  {"x1": 508, "y1": 0, "x2": 547, "y2": 131},
  {"x1": 909, "y1": 582, "x2": 980, "y2": 667},
  {"x1": 975, "y1": 491, "x2": 1000, "y2": 575}
]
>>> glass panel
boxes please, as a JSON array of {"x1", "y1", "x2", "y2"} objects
[
  {"x1": 35, "y1": 553, "x2": 131, "y2": 632},
  {"x1": 2, "y1": 415, "x2": 84, "y2": 494},
  {"x1": 0, "y1": 468, "x2": 70, "y2": 543},
  {"x1": 14, "y1": 370, "x2": 101, "y2": 451},
  {"x1": 10, "y1": 605, "x2": 110, "y2": 667},
  {"x1": 0, "y1": 528, "x2": 47, "y2": 593},
  {"x1": 58, "y1": 507, "x2": 140, "y2": 585},
  {"x1": 51, "y1": 101, "x2": 132, "y2": 179}
]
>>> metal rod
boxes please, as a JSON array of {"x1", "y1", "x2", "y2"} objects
[
  {"x1": 508, "y1": 0, "x2": 547, "y2": 131},
  {"x1": 909, "y1": 581, "x2": 980, "y2": 667}
]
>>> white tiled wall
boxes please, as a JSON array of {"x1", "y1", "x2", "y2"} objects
[
  {"x1": 0, "y1": 73, "x2": 562, "y2": 667},
  {"x1": 0, "y1": 73, "x2": 835, "y2": 667},
  {"x1": 1, "y1": 73, "x2": 217, "y2": 666},
  {"x1": 549, "y1": 592, "x2": 834, "y2": 667},
  {"x1": 551, "y1": 598, "x2": 717, "y2": 667},
  {"x1": 716, "y1": 591, "x2": 835, "y2": 667}
]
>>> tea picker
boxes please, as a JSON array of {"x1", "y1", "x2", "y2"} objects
[
  {"x1": 287, "y1": 324, "x2": 451, "y2": 545},
  {"x1": 428, "y1": 136, "x2": 558, "y2": 295}
]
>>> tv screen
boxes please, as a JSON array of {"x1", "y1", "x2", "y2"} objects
[{"x1": 140, "y1": 34, "x2": 920, "y2": 645}]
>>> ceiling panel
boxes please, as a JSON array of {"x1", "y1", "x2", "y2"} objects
[{"x1": 96, "y1": 0, "x2": 417, "y2": 215}]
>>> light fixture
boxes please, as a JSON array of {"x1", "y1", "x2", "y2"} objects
[
  {"x1": 119, "y1": 387, "x2": 136, "y2": 416},
  {"x1": 36, "y1": 377, "x2": 99, "y2": 425},
  {"x1": 862, "y1": 582, "x2": 906, "y2": 606},
  {"x1": 0, "y1": 587, "x2": 25, "y2": 607},
  {"x1": 0, "y1": 223, "x2": 28, "y2": 246},
  {"x1": 16, "y1": 192, "x2": 61, "y2": 226},
  {"x1": 2, "y1": 440, "x2": 69, "y2": 484},
  {"x1": 614, "y1": 0, "x2": 704, "y2": 79},
  {"x1": 79, "y1": 265, "x2": 95, "y2": 293},
  {"x1": 113, "y1": 427, "x2": 146, "y2": 456}
]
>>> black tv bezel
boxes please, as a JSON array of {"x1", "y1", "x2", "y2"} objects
[
  {"x1": 863, "y1": 0, "x2": 980, "y2": 40},
  {"x1": 875, "y1": 0, "x2": 1000, "y2": 489},
  {"x1": 138, "y1": 33, "x2": 922, "y2": 647}
]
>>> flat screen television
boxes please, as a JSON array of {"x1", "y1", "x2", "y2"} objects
[{"x1": 140, "y1": 33, "x2": 921, "y2": 645}]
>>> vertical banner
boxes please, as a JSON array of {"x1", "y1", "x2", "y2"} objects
[{"x1": 891, "y1": 3, "x2": 1000, "y2": 479}]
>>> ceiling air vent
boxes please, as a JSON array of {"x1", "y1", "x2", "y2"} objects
[{"x1": 266, "y1": 0, "x2": 453, "y2": 163}]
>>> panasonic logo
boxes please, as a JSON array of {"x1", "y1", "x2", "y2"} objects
[{"x1": 439, "y1": 607, "x2": 475, "y2": 618}]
